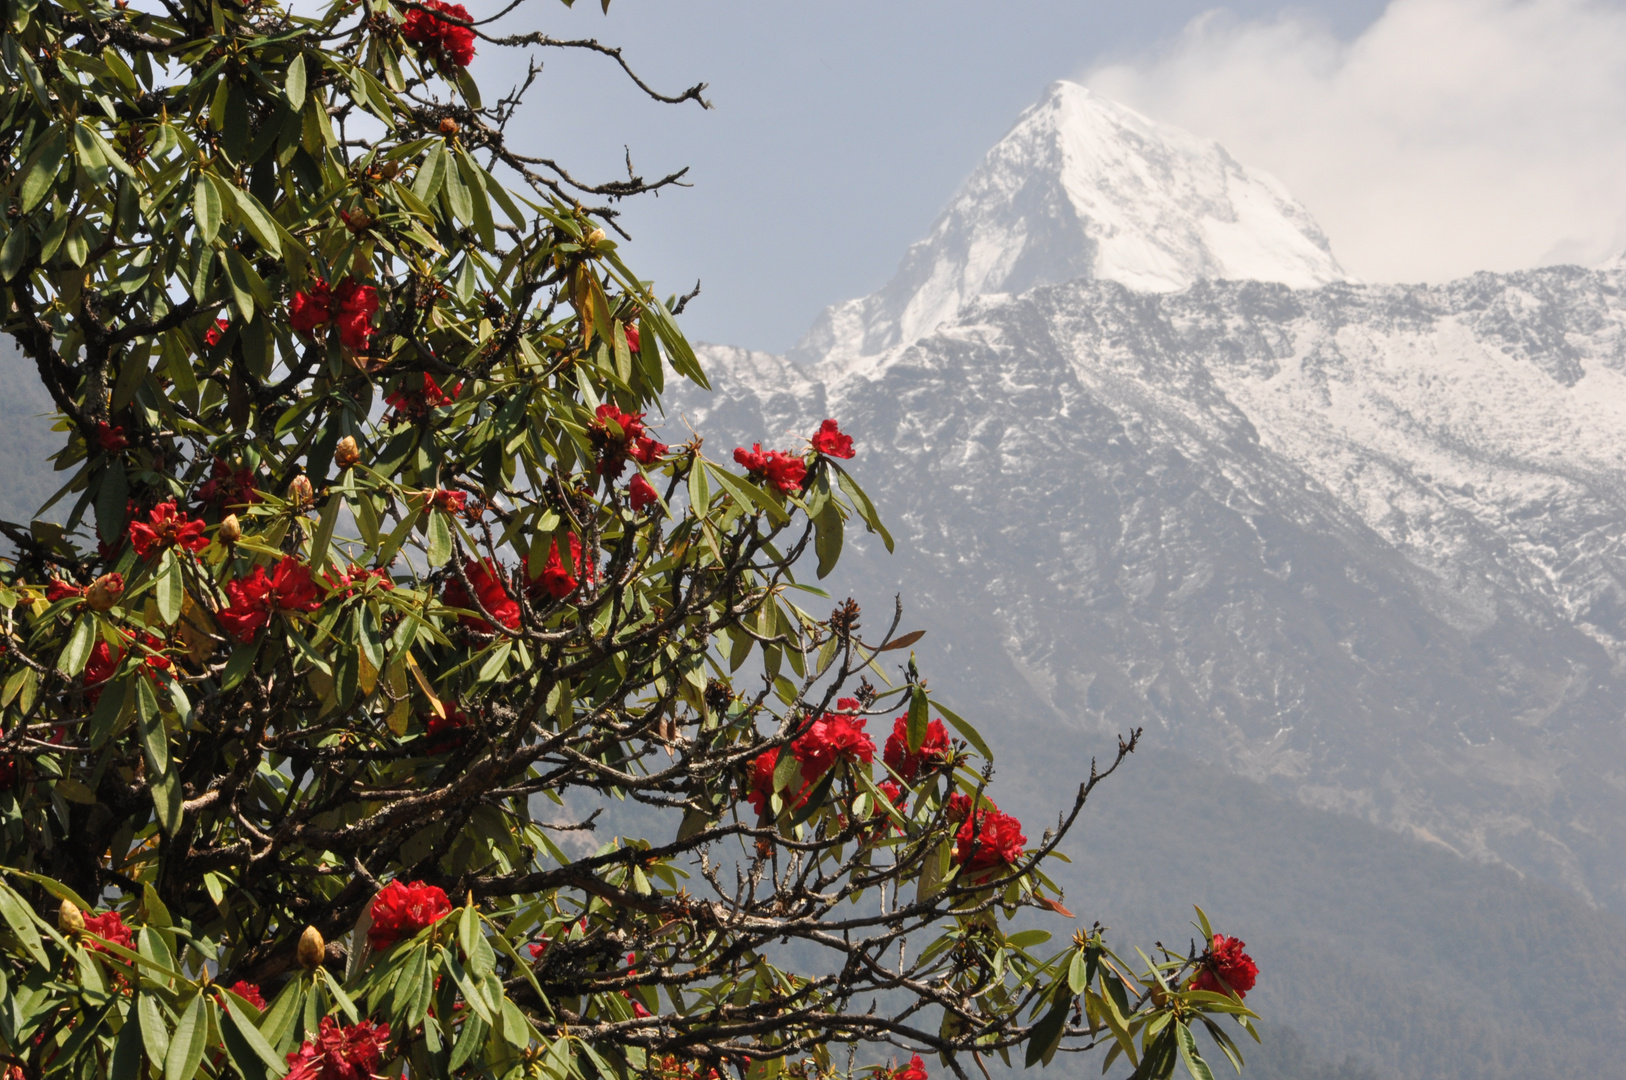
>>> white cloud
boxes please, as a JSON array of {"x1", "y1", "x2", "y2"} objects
[{"x1": 1085, "y1": 0, "x2": 1626, "y2": 283}]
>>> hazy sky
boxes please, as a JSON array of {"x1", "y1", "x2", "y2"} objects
[{"x1": 478, "y1": 0, "x2": 1620, "y2": 352}]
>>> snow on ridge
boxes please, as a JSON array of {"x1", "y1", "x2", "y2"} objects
[{"x1": 792, "y1": 81, "x2": 1347, "y2": 377}]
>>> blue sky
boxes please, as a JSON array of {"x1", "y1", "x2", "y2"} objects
[{"x1": 478, "y1": 1, "x2": 1624, "y2": 352}]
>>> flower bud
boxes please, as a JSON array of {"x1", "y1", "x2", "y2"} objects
[
  {"x1": 585, "y1": 228, "x2": 605, "y2": 247},
  {"x1": 287, "y1": 475, "x2": 314, "y2": 508},
  {"x1": 85, "y1": 572, "x2": 125, "y2": 612},
  {"x1": 439, "y1": 118, "x2": 460, "y2": 136},
  {"x1": 334, "y1": 436, "x2": 362, "y2": 469},
  {"x1": 298, "y1": 925, "x2": 325, "y2": 970},
  {"x1": 58, "y1": 899, "x2": 84, "y2": 934},
  {"x1": 218, "y1": 514, "x2": 242, "y2": 544}
]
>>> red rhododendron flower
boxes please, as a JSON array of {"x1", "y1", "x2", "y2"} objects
[
  {"x1": 629, "y1": 473, "x2": 658, "y2": 512},
  {"x1": 591, "y1": 404, "x2": 666, "y2": 479},
  {"x1": 135, "y1": 632, "x2": 171, "y2": 683},
  {"x1": 1192, "y1": 934, "x2": 1258, "y2": 999},
  {"x1": 218, "y1": 557, "x2": 325, "y2": 642},
  {"x1": 197, "y1": 458, "x2": 260, "y2": 508},
  {"x1": 324, "y1": 564, "x2": 395, "y2": 598},
  {"x1": 284, "y1": 1018, "x2": 391, "y2": 1080},
  {"x1": 81, "y1": 910, "x2": 134, "y2": 953},
  {"x1": 883, "y1": 716, "x2": 952, "y2": 783},
  {"x1": 385, "y1": 373, "x2": 461, "y2": 419},
  {"x1": 733, "y1": 444, "x2": 806, "y2": 494},
  {"x1": 747, "y1": 748, "x2": 780, "y2": 817},
  {"x1": 943, "y1": 792, "x2": 973, "y2": 822},
  {"x1": 84, "y1": 641, "x2": 119, "y2": 704},
  {"x1": 204, "y1": 316, "x2": 230, "y2": 347},
  {"x1": 810, "y1": 419, "x2": 855, "y2": 459},
  {"x1": 46, "y1": 579, "x2": 83, "y2": 603},
  {"x1": 335, "y1": 280, "x2": 379, "y2": 351},
  {"x1": 289, "y1": 279, "x2": 335, "y2": 336},
  {"x1": 528, "y1": 534, "x2": 594, "y2": 602},
  {"x1": 96, "y1": 422, "x2": 128, "y2": 453},
  {"x1": 426, "y1": 488, "x2": 467, "y2": 515},
  {"x1": 226, "y1": 981, "x2": 267, "y2": 1010},
  {"x1": 442, "y1": 559, "x2": 520, "y2": 632},
  {"x1": 529, "y1": 917, "x2": 587, "y2": 960},
  {"x1": 130, "y1": 502, "x2": 210, "y2": 558},
  {"x1": 425, "y1": 704, "x2": 471, "y2": 753},
  {"x1": 889, "y1": 1055, "x2": 928, "y2": 1080},
  {"x1": 790, "y1": 713, "x2": 874, "y2": 783},
  {"x1": 836, "y1": 697, "x2": 861, "y2": 712},
  {"x1": 952, "y1": 807, "x2": 1026, "y2": 875},
  {"x1": 368, "y1": 881, "x2": 452, "y2": 951},
  {"x1": 624, "y1": 324, "x2": 640, "y2": 353},
  {"x1": 402, "y1": 0, "x2": 476, "y2": 67}
]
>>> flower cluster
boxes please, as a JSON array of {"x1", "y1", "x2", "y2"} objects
[
  {"x1": 130, "y1": 502, "x2": 209, "y2": 559},
  {"x1": 1192, "y1": 934, "x2": 1258, "y2": 999},
  {"x1": 749, "y1": 710, "x2": 877, "y2": 816},
  {"x1": 385, "y1": 372, "x2": 460, "y2": 419},
  {"x1": 949, "y1": 796, "x2": 1027, "y2": 876},
  {"x1": 629, "y1": 473, "x2": 658, "y2": 512},
  {"x1": 733, "y1": 444, "x2": 805, "y2": 494},
  {"x1": 879, "y1": 1056, "x2": 929, "y2": 1080},
  {"x1": 883, "y1": 716, "x2": 952, "y2": 783},
  {"x1": 224, "y1": 981, "x2": 267, "y2": 1010},
  {"x1": 290, "y1": 278, "x2": 379, "y2": 351},
  {"x1": 96, "y1": 422, "x2": 127, "y2": 453},
  {"x1": 590, "y1": 403, "x2": 666, "y2": 479},
  {"x1": 810, "y1": 418, "x2": 855, "y2": 459},
  {"x1": 424, "y1": 703, "x2": 471, "y2": 753},
  {"x1": 284, "y1": 1018, "x2": 390, "y2": 1080},
  {"x1": 401, "y1": 0, "x2": 476, "y2": 68},
  {"x1": 442, "y1": 559, "x2": 519, "y2": 632},
  {"x1": 218, "y1": 557, "x2": 325, "y2": 642},
  {"x1": 368, "y1": 880, "x2": 452, "y2": 951},
  {"x1": 197, "y1": 458, "x2": 260, "y2": 508},
  {"x1": 81, "y1": 910, "x2": 134, "y2": 953}
]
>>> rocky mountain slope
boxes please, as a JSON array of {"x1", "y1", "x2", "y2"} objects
[{"x1": 673, "y1": 81, "x2": 1626, "y2": 916}]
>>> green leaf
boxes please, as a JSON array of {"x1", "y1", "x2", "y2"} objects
[
  {"x1": 285, "y1": 52, "x2": 307, "y2": 110},
  {"x1": 151, "y1": 768, "x2": 182, "y2": 835},
  {"x1": 1024, "y1": 991, "x2": 1072, "y2": 1068},
  {"x1": 109, "y1": 1013, "x2": 145, "y2": 1080},
  {"x1": 155, "y1": 550, "x2": 183, "y2": 626},
  {"x1": 310, "y1": 491, "x2": 343, "y2": 570},
  {"x1": 137, "y1": 675, "x2": 169, "y2": 776},
  {"x1": 194, "y1": 176, "x2": 222, "y2": 244},
  {"x1": 0, "y1": 883, "x2": 51, "y2": 969},
  {"x1": 138, "y1": 994, "x2": 171, "y2": 1069},
  {"x1": 0, "y1": 226, "x2": 29, "y2": 281},
  {"x1": 59, "y1": 616, "x2": 96, "y2": 677},
  {"x1": 425, "y1": 508, "x2": 451, "y2": 567},
  {"x1": 165, "y1": 993, "x2": 209, "y2": 1080},
  {"x1": 19, "y1": 125, "x2": 67, "y2": 213},
  {"x1": 230, "y1": 186, "x2": 283, "y2": 257},
  {"x1": 929, "y1": 697, "x2": 993, "y2": 762},
  {"x1": 412, "y1": 141, "x2": 446, "y2": 204},
  {"x1": 706, "y1": 463, "x2": 789, "y2": 527},
  {"x1": 833, "y1": 463, "x2": 894, "y2": 553},
  {"x1": 221, "y1": 991, "x2": 288, "y2": 1074},
  {"x1": 813, "y1": 499, "x2": 843, "y2": 579},
  {"x1": 1177, "y1": 1024, "x2": 1217, "y2": 1080},
  {"x1": 906, "y1": 684, "x2": 930, "y2": 755}
]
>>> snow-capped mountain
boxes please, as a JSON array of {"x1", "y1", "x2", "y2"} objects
[
  {"x1": 674, "y1": 83, "x2": 1626, "y2": 915},
  {"x1": 792, "y1": 82, "x2": 1347, "y2": 373}
]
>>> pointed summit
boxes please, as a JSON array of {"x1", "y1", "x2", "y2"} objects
[{"x1": 794, "y1": 82, "x2": 1346, "y2": 370}]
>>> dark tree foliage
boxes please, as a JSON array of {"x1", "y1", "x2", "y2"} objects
[{"x1": 0, "y1": 1, "x2": 1259, "y2": 1078}]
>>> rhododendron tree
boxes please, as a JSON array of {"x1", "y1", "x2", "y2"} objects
[{"x1": 0, "y1": 1, "x2": 1260, "y2": 1079}]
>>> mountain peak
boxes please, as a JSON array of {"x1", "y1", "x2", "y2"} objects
[{"x1": 793, "y1": 81, "x2": 1347, "y2": 370}]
